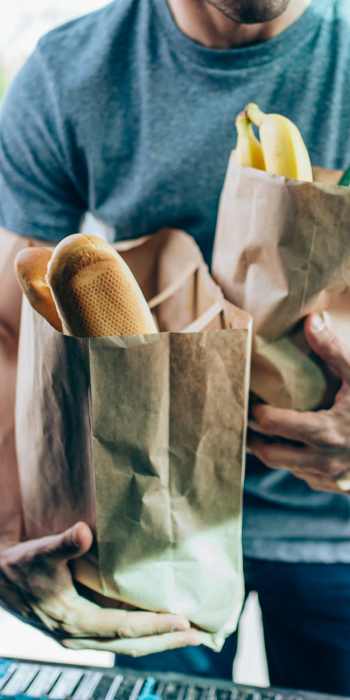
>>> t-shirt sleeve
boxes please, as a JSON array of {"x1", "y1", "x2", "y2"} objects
[{"x1": 0, "y1": 45, "x2": 86, "y2": 242}]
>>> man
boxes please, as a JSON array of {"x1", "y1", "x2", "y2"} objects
[{"x1": 1, "y1": 0, "x2": 350, "y2": 693}]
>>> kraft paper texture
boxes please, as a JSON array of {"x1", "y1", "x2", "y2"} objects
[
  {"x1": 16, "y1": 229, "x2": 252, "y2": 651},
  {"x1": 213, "y1": 160, "x2": 350, "y2": 409}
]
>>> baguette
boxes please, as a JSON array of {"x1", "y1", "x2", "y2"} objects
[
  {"x1": 47, "y1": 234, "x2": 157, "y2": 337},
  {"x1": 16, "y1": 235, "x2": 157, "y2": 337},
  {"x1": 15, "y1": 247, "x2": 63, "y2": 332}
]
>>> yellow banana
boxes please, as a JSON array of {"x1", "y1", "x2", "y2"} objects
[
  {"x1": 232, "y1": 112, "x2": 265, "y2": 171},
  {"x1": 246, "y1": 103, "x2": 313, "y2": 182}
]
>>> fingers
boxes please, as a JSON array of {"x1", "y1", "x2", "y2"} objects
[
  {"x1": 46, "y1": 522, "x2": 93, "y2": 562},
  {"x1": 335, "y1": 474, "x2": 350, "y2": 493},
  {"x1": 305, "y1": 313, "x2": 350, "y2": 384},
  {"x1": 15, "y1": 247, "x2": 63, "y2": 332},
  {"x1": 1, "y1": 527, "x2": 195, "y2": 647},
  {"x1": 66, "y1": 523, "x2": 94, "y2": 559},
  {"x1": 249, "y1": 436, "x2": 314, "y2": 472},
  {"x1": 6, "y1": 522, "x2": 93, "y2": 565},
  {"x1": 63, "y1": 629, "x2": 203, "y2": 657},
  {"x1": 32, "y1": 577, "x2": 192, "y2": 639},
  {"x1": 299, "y1": 474, "x2": 350, "y2": 495},
  {"x1": 47, "y1": 593, "x2": 191, "y2": 639},
  {"x1": 249, "y1": 435, "x2": 347, "y2": 482},
  {"x1": 251, "y1": 403, "x2": 329, "y2": 447}
]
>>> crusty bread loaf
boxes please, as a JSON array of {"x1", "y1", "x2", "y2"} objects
[
  {"x1": 47, "y1": 234, "x2": 157, "y2": 337},
  {"x1": 15, "y1": 247, "x2": 63, "y2": 332}
]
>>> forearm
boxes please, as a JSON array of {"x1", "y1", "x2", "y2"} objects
[
  {"x1": 0, "y1": 324, "x2": 22, "y2": 549},
  {"x1": 0, "y1": 231, "x2": 61, "y2": 548}
]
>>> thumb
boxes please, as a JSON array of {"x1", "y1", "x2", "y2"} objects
[
  {"x1": 305, "y1": 313, "x2": 350, "y2": 384},
  {"x1": 32, "y1": 522, "x2": 93, "y2": 563}
]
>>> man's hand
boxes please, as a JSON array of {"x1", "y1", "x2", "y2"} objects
[
  {"x1": 249, "y1": 313, "x2": 350, "y2": 494},
  {"x1": 0, "y1": 521, "x2": 201, "y2": 657}
]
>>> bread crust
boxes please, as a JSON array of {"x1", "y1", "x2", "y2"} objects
[
  {"x1": 47, "y1": 234, "x2": 157, "y2": 337},
  {"x1": 15, "y1": 247, "x2": 63, "y2": 332}
]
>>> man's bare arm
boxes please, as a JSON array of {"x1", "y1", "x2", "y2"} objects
[{"x1": 0, "y1": 228, "x2": 32, "y2": 547}]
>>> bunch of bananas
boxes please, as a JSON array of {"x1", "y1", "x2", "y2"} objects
[{"x1": 232, "y1": 102, "x2": 313, "y2": 182}]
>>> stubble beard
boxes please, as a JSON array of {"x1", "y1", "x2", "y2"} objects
[{"x1": 204, "y1": 0, "x2": 291, "y2": 23}]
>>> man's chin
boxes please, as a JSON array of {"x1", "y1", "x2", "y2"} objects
[{"x1": 205, "y1": 0, "x2": 291, "y2": 24}]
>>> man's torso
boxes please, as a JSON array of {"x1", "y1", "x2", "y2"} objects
[{"x1": 2, "y1": 0, "x2": 350, "y2": 560}]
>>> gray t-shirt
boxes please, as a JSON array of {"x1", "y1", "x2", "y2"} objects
[{"x1": 1, "y1": 0, "x2": 350, "y2": 562}]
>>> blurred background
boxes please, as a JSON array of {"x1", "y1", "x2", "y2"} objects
[
  {"x1": 0, "y1": 0, "x2": 103, "y2": 94},
  {"x1": 0, "y1": 0, "x2": 268, "y2": 685}
]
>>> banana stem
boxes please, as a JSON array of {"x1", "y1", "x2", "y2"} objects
[{"x1": 246, "y1": 103, "x2": 264, "y2": 127}]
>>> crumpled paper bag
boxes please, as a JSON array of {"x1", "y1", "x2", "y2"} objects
[
  {"x1": 16, "y1": 228, "x2": 252, "y2": 651},
  {"x1": 213, "y1": 160, "x2": 350, "y2": 410}
]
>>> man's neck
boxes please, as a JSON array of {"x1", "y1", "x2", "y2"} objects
[{"x1": 166, "y1": 0, "x2": 310, "y2": 49}]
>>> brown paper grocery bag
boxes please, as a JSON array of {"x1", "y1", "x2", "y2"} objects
[
  {"x1": 16, "y1": 228, "x2": 252, "y2": 651},
  {"x1": 213, "y1": 160, "x2": 350, "y2": 410}
]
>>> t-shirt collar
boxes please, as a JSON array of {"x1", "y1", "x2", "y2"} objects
[{"x1": 153, "y1": 0, "x2": 331, "y2": 71}]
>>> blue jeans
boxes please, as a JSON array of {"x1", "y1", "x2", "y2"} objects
[{"x1": 117, "y1": 558, "x2": 350, "y2": 696}]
